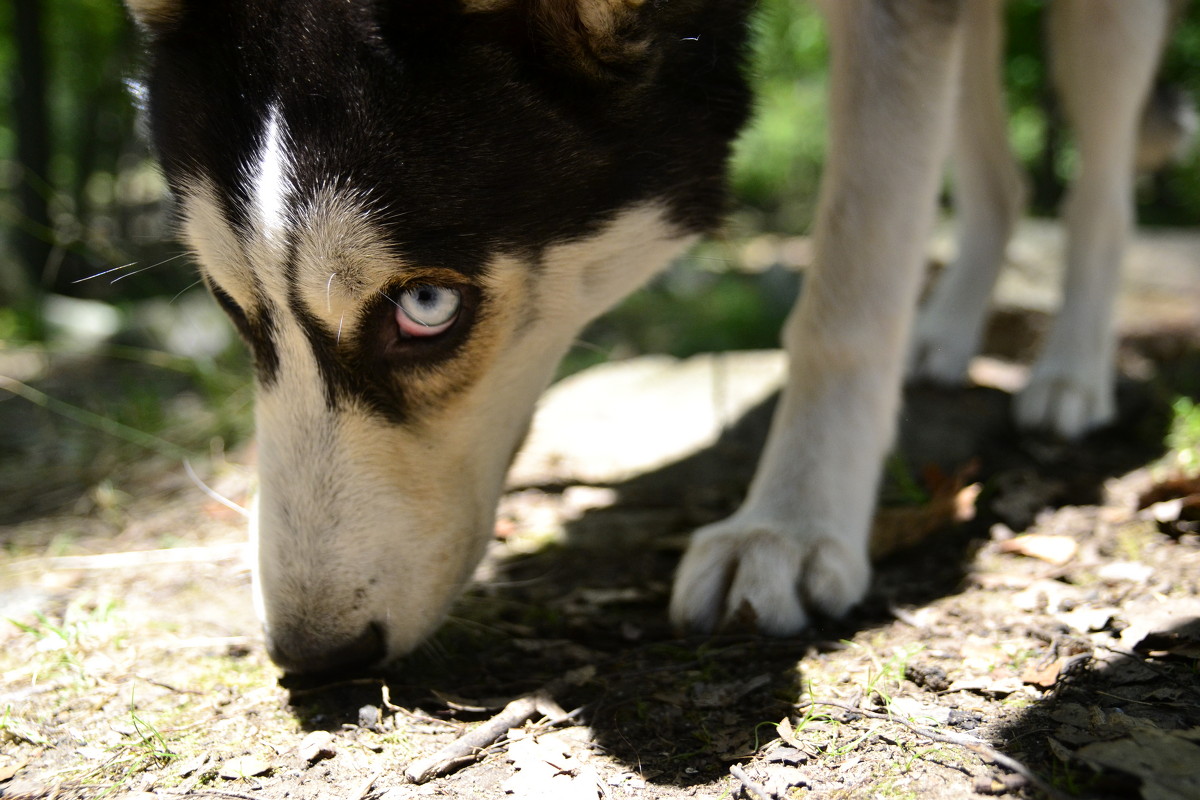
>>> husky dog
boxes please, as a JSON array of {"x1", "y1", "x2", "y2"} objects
[{"x1": 124, "y1": 0, "x2": 1176, "y2": 674}]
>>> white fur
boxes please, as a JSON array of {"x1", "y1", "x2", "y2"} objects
[
  {"x1": 672, "y1": 0, "x2": 1173, "y2": 633},
  {"x1": 673, "y1": 0, "x2": 967, "y2": 634},
  {"x1": 253, "y1": 106, "x2": 289, "y2": 242},
  {"x1": 911, "y1": 0, "x2": 1171, "y2": 438},
  {"x1": 180, "y1": 0, "x2": 1174, "y2": 657},
  {"x1": 184, "y1": 145, "x2": 694, "y2": 662}
]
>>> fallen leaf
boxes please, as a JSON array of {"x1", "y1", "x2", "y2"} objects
[
  {"x1": 1056, "y1": 607, "x2": 1115, "y2": 634},
  {"x1": 1076, "y1": 729, "x2": 1200, "y2": 800},
  {"x1": 997, "y1": 533, "x2": 1078, "y2": 565},
  {"x1": 503, "y1": 732, "x2": 601, "y2": 800},
  {"x1": 219, "y1": 756, "x2": 272, "y2": 780},
  {"x1": 0, "y1": 762, "x2": 24, "y2": 782},
  {"x1": 0, "y1": 721, "x2": 49, "y2": 747},
  {"x1": 1138, "y1": 474, "x2": 1200, "y2": 511},
  {"x1": 1118, "y1": 598, "x2": 1200, "y2": 655},
  {"x1": 1096, "y1": 561, "x2": 1155, "y2": 584},
  {"x1": 870, "y1": 467, "x2": 981, "y2": 561},
  {"x1": 1046, "y1": 737, "x2": 1074, "y2": 762},
  {"x1": 1021, "y1": 658, "x2": 1064, "y2": 689},
  {"x1": 887, "y1": 696, "x2": 951, "y2": 725},
  {"x1": 776, "y1": 718, "x2": 804, "y2": 750}
]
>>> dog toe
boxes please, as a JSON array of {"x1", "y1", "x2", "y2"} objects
[
  {"x1": 670, "y1": 520, "x2": 868, "y2": 636},
  {"x1": 1015, "y1": 374, "x2": 1114, "y2": 439}
]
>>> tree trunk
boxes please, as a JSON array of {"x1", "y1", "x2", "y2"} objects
[{"x1": 9, "y1": 0, "x2": 53, "y2": 299}]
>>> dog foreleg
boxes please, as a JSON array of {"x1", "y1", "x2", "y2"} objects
[
  {"x1": 1014, "y1": 0, "x2": 1171, "y2": 437},
  {"x1": 670, "y1": 0, "x2": 967, "y2": 634},
  {"x1": 911, "y1": 0, "x2": 1028, "y2": 384}
]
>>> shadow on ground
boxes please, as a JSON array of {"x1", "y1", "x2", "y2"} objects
[{"x1": 279, "y1": 322, "x2": 1195, "y2": 796}]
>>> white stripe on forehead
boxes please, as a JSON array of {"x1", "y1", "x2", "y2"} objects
[{"x1": 254, "y1": 105, "x2": 290, "y2": 242}]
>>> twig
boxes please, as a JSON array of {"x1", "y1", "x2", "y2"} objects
[
  {"x1": 729, "y1": 764, "x2": 771, "y2": 800},
  {"x1": 7, "y1": 544, "x2": 245, "y2": 573},
  {"x1": 404, "y1": 693, "x2": 543, "y2": 784},
  {"x1": 0, "y1": 374, "x2": 193, "y2": 460},
  {"x1": 134, "y1": 675, "x2": 204, "y2": 695},
  {"x1": 796, "y1": 699, "x2": 1071, "y2": 800},
  {"x1": 166, "y1": 790, "x2": 261, "y2": 800},
  {"x1": 402, "y1": 669, "x2": 589, "y2": 784}
]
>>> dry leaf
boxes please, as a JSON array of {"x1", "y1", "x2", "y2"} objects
[
  {"x1": 776, "y1": 718, "x2": 804, "y2": 750},
  {"x1": 503, "y1": 733, "x2": 601, "y2": 800},
  {"x1": 997, "y1": 533, "x2": 1078, "y2": 565},
  {"x1": 1056, "y1": 607, "x2": 1114, "y2": 634},
  {"x1": 1021, "y1": 658, "x2": 1064, "y2": 689},
  {"x1": 1076, "y1": 729, "x2": 1200, "y2": 800},
  {"x1": 870, "y1": 465, "x2": 981, "y2": 561},
  {"x1": 219, "y1": 756, "x2": 272, "y2": 780}
]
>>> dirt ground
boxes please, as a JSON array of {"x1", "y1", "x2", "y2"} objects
[{"x1": 3, "y1": 299, "x2": 1200, "y2": 799}]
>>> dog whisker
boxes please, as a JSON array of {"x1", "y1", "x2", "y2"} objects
[
  {"x1": 377, "y1": 288, "x2": 400, "y2": 309},
  {"x1": 169, "y1": 279, "x2": 206, "y2": 305},
  {"x1": 183, "y1": 459, "x2": 249, "y2": 517},
  {"x1": 72, "y1": 261, "x2": 138, "y2": 283},
  {"x1": 109, "y1": 251, "x2": 192, "y2": 284}
]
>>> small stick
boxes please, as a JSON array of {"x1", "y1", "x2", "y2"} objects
[
  {"x1": 729, "y1": 764, "x2": 771, "y2": 800},
  {"x1": 404, "y1": 693, "x2": 542, "y2": 784}
]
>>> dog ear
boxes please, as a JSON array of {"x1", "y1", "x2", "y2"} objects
[{"x1": 123, "y1": 0, "x2": 182, "y2": 32}]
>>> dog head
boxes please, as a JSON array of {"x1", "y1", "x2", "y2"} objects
[{"x1": 127, "y1": 0, "x2": 752, "y2": 673}]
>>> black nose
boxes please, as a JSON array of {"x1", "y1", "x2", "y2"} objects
[{"x1": 267, "y1": 621, "x2": 387, "y2": 675}]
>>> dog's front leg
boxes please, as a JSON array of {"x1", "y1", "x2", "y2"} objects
[{"x1": 671, "y1": 0, "x2": 968, "y2": 634}]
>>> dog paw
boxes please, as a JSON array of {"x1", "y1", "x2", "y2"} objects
[
  {"x1": 908, "y1": 318, "x2": 976, "y2": 385},
  {"x1": 1014, "y1": 371, "x2": 1115, "y2": 439},
  {"x1": 669, "y1": 520, "x2": 871, "y2": 635}
]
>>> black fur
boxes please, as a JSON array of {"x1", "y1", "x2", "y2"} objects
[{"x1": 138, "y1": 0, "x2": 755, "y2": 411}]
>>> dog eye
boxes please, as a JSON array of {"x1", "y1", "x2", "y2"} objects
[{"x1": 395, "y1": 285, "x2": 461, "y2": 337}]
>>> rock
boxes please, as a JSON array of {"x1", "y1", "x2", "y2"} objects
[
  {"x1": 509, "y1": 351, "x2": 785, "y2": 486},
  {"x1": 298, "y1": 731, "x2": 336, "y2": 764}
]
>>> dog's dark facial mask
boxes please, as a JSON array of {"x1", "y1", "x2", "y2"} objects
[{"x1": 126, "y1": 0, "x2": 753, "y2": 674}]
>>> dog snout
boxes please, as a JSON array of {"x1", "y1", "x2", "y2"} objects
[{"x1": 266, "y1": 620, "x2": 387, "y2": 675}]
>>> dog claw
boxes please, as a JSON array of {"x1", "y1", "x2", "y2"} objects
[
  {"x1": 670, "y1": 520, "x2": 870, "y2": 637},
  {"x1": 1014, "y1": 373, "x2": 1115, "y2": 439}
]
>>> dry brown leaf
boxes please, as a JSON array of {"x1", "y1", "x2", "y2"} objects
[
  {"x1": 997, "y1": 533, "x2": 1078, "y2": 565},
  {"x1": 870, "y1": 463, "x2": 981, "y2": 561},
  {"x1": 1021, "y1": 658, "x2": 1065, "y2": 689},
  {"x1": 1138, "y1": 474, "x2": 1200, "y2": 512}
]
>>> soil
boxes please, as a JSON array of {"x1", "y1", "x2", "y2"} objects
[{"x1": 3, "y1": 306, "x2": 1200, "y2": 799}]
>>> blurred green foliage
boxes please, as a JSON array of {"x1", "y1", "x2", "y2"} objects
[
  {"x1": 1, "y1": 1, "x2": 1199, "y2": 501},
  {"x1": 736, "y1": 0, "x2": 1200, "y2": 231},
  {"x1": 2, "y1": 0, "x2": 1200, "y2": 356}
]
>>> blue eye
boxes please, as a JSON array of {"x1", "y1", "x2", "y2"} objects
[{"x1": 395, "y1": 285, "x2": 461, "y2": 337}]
